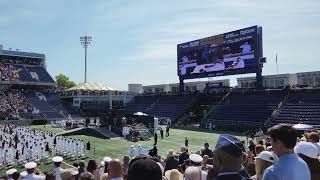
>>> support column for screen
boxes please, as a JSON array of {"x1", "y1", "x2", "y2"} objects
[
  {"x1": 256, "y1": 66, "x2": 263, "y2": 89},
  {"x1": 179, "y1": 78, "x2": 184, "y2": 93}
]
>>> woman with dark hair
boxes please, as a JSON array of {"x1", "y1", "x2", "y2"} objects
[
  {"x1": 86, "y1": 160, "x2": 100, "y2": 180},
  {"x1": 294, "y1": 142, "x2": 320, "y2": 180}
]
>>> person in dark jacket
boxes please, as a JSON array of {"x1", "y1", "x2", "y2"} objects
[
  {"x1": 164, "y1": 150, "x2": 179, "y2": 172},
  {"x1": 212, "y1": 134, "x2": 251, "y2": 180},
  {"x1": 160, "y1": 128, "x2": 164, "y2": 139},
  {"x1": 154, "y1": 131, "x2": 158, "y2": 146},
  {"x1": 201, "y1": 142, "x2": 213, "y2": 158},
  {"x1": 185, "y1": 137, "x2": 189, "y2": 147}
]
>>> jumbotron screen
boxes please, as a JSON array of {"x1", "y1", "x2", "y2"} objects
[{"x1": 177, "y1": 26, "x2": 263, "y2": 79}]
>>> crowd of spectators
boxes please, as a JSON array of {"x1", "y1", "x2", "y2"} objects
[
  {"x1": 3, "y1": 124, "x2": 320, "y2": 180},
  {"x1": 0, "y1": 92, "x2": 33, "y2": 120},
  {"x1": 0, "y1": 63, "x2": 20, "y2": 81}
]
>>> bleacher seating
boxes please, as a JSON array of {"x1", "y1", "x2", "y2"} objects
[
  {"x1": 126, "y1": 95, "x2": 158, "y2": 113},
  {"x1": 207, "y1": 91, "x2": 283, "y2": 130},
  {"x1": 0, "y1": 63, "x2": 55, "y2": 84},
  {"x1": 24, "y1": 92, "x2": 64, "y2": 119},
  {"x1": 148, "y1": 94, "x2": 196, "y2": 120},
  {"x1": 274, "y1": 90, "x2": 320, "y2": 125},
  {"x1": 25, "y1": 66, "x2": 55, "y2": 83},
  {"x1": 44, "y1": 93, "x2": 80, "y2": 117}
]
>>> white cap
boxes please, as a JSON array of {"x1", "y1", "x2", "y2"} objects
[
  {"x1": 100, "y1": 161, "x2": 105, "y2": 166},
  {"x1": 103, "y1": 156, "x2": 112, "y2": 163},
  {"x1": 25, "y1": 161, "x2": 37, "y2": 169},
  {"x1": 138, "y1": 144, "x2": 142, "y2": 147},
  {"x1": 294, "y1": 142, "x2": 319, "y2": 159},
  {"x1": 52, "y1": 156, "x2": 63, "y2": 162},
  {"x1": 6, "y1": 168, "x2": 17, "y2": 175},
  {"x1": 61, "y1": 169, "x2": 79, "y2": 180},
  {"x1": 20, "y1": 171, "x2": 28, "y2": 177},
  {"x1": 255, "y1": 151, "x2": 278, "y2": 163},
  {"x1": 189, "y1": 154, "x2": 203, "y2": 163}
]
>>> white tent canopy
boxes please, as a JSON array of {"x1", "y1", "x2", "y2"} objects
[
  {"x1": 67, "y1": 82, "x2": 114, "y2": 91},
  {"x1": 292, "y1": 123, "x2": 313, "y2": 131},
  {"x1": 133, "y1": 112, "x2": 148, "y2": 116}
]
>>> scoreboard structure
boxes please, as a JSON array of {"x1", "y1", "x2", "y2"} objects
[{"x1": 177, "y1": 26, "x2": 264, "y2": 91}]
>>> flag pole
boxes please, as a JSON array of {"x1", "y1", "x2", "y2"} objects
[{"x1": 276, "y1": 53, "x2": 279, "y2": 74}]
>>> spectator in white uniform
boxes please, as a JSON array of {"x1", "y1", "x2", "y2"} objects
[
  {"x1": 99, "y1": 156, "x2": 112, "y2": 179},
  {"x1": 23, "y1": 161, "x2": 46, "y2": 180},
  {"x1": 6, "y1": 168, "x2": 17, "y2": 180}
]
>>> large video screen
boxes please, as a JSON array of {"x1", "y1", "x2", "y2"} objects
[{"x1": 177, "y1": 26, "x2": 263, "y2": 79}]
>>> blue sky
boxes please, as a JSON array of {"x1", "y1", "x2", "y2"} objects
[{"x1": 0, "y1": 0, "x2": 319, "y2": 90}]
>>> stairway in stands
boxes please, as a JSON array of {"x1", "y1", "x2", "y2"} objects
[
  {"x1": 206, "y1": 90, "x2": 284, "y2": 130},
  {"x1": 273, "y1": 90, "x2": 320, "y2": 126},
  {"x1": 24, "y1": 92, "x2": 64, "y2": 119}
]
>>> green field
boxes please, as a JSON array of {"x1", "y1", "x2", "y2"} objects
[{"x1": 0, "y1": 125, "x2": 244, "y2": 175}]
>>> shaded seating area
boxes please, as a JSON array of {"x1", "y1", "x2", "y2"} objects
[
  {"x1": 126, "y1": 95, "x2": 158, "y2": 113},
  {"x1": 148, "y1": 94, "x2": 196, "y2": 120},
  {"x1": 24, "y1": 92, "x2": 64, "y2": 119},
  {"x1": 207, "y1": 91, "x2": 283, "y2": 130},
  {"x1": 274, "y1": 90, "x2": 320, "y2": 126}
]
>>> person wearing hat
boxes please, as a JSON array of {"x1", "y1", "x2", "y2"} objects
[
  {"x1": 251, "y1": 151, "x2": 278, "y2": 180},
  {"x1": 99, "y1": 156, "x2": 112, "y2": 179},
  {"x1": 127, "y1": 156, "x2": 162, "y2": 180},
  {"x1": 20, "y1": 171, "x2": 28, "y2": 179},
  {"x1": 24, "y1": 161, "x2": 46, "y2": 180},
  {"x1": 52, "y1": 156, "x2": 77, "y2": 180},
  {"x1": 263, "y1": 124, "x2": 311, "y2": 180},
  {"x1": 212, "y1": 134, "x2": 250, "y2": 180},
  {"x1": 60, "y1": 169, "x2": 79, "y2": 180},
  {"x1": 164, "y1": 150, "x2": 179, "y2": 172},
  {"x1": 6, "y1": 168, "x2": 17, "y2": 180},
  {"x1": 294, "y1": 141, "x2": 320, "y2": 180},
  {"x1": 189, "y1": 154, "x2": 203, "y2": 166},
  {"x1": 165, "y1": 169, "x2": 183, "y2": 180}
]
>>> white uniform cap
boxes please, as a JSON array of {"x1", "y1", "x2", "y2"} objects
[
  {"x1": 100, "y1": 161, "x2": 105, "y2": 166},
  {"x1": 103, "y1": 156, "x2": 112, "y2": 162},
  {"x1": 20, "y1": 171, "x2": 28, "y2": 177},
  {"x1": 294, "y1": 141, "x2": 319, "y2": 159},
  {"x1": 25, "y1": 161, "x2": 37, "y2": 169},
  {"x1": 255, "y1": 151, "x2": 278, "y2": 163},
  {"x1": 52, "y1": 156, "x2": 64, "y2": 162},
  {"x1": 189, "y1": 154, "x2": 203, "y2": 163},
  {"x1": 6, "y1": 168, "x2": 17, "y2": 175}
]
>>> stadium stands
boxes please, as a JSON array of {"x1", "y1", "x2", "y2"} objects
[
  {"x1": 207, "y1": 90, "x2": 283, "y2": 130},
  {"x1": 25, "y1": 66, "x2": 55, "y2": 83},
  {"x1": 273, "y1": 89, "x2": 320, "y2": 126},
  {"x1": 148, "y1": 94, "x2": 196, "y2": 120},
  {"x1": 0, "y1": 92, "x2": 33, "y2": 120},
  {"x1": 126, "y1": 95, "x2": 158, "y2": 113},
  {"x1": 24, "y1": 92, "x2": 64, "y2": 119}
]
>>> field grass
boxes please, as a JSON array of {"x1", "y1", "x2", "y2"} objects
[{"x1": 0, "y1": 125, "x2": 244, "y2": 176}]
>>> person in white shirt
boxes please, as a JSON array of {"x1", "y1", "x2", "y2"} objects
[
  {"x1": 23, "y1": 161, "x2": 45, "y2": 180},
  {"x1": 307, "y1": 132, "x2": 320, "y2": 156}
]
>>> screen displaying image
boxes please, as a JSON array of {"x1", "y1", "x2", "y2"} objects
[{"x1": 177, "y1": 26, "x2": 262, "y2": 79}]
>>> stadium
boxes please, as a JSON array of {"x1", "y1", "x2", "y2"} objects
[{"x1": 1, "y1": 2, "x2": 320, "y2": 180}]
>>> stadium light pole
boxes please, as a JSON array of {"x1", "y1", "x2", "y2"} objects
[{"x1": 80, "y1": 35, "x2": 92, "y2": 83}]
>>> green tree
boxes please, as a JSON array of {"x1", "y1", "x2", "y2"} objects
[{"x1": 55, "y1": 74, "x2": 77, "y2": 88}]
